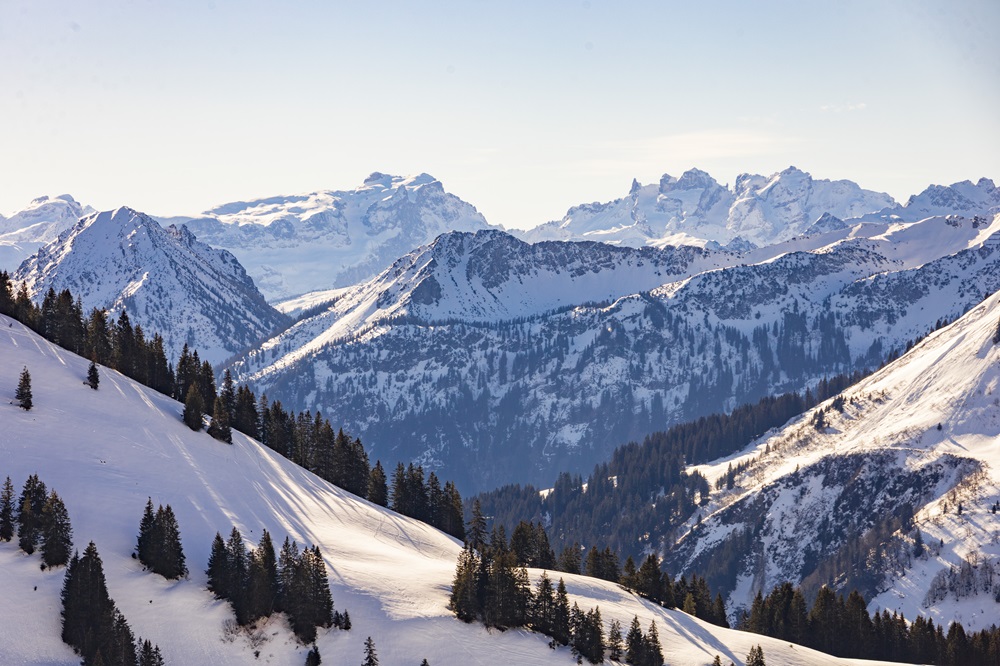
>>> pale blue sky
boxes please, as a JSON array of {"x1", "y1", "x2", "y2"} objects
[{"x1": 2, "y1": 1, "x2": 998, "y2": 229}]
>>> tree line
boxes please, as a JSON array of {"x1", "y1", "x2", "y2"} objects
[
  {"x1": 449, "y1": 522, "x2": 665, "y2": 665},
  {"x1": 744, "y1": 581, "x2": 1000, "y2": 665},
  {"x1": 474, "y1": 370, "x2": 868, "y2": 560},
  {"x1": 0, "y1": 272, "x2": 468, "y2": 542}
]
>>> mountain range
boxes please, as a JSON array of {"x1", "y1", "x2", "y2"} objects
[
  {"x1": 0, "y1": 312, "x2": 872, "y2": 666},
  {"x1": 229, "y1": 212, "x2": 1000, "y2": 492}
]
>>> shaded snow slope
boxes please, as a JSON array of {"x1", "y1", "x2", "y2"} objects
[
  {"x1": 676, "y1": 288, "x2": 1000, "y2": 631},
  {"x1": 14, "y1": 207, "x2": 289, "y2": 364},
  {"x1": 0, "y1": 195, "x2": 93, "y2": 272},
  {"x1": 161, "y1": 173, "x2": 493, "y2": 301},
  {"x1": 0, "y1": 315, "x2": 886, "y2": 666}
]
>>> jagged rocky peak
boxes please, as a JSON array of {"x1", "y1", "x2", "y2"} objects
[
  {"x1": 175, "y1": 172, "x2": 493, "y2": 301},
  {"x1": 664, "y1": 167, "x2": 722, "y2": 193}
]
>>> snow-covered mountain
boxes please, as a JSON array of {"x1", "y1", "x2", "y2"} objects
[
  {"x1": 670, "y1": 286, "x2": 1000, "y2": 632},
  {"x1": 866, "y1": 177, "x2": 1000, "y2": 222},
  {"x1": 521, "y1": 167, "x2": 948, "y2": 248},
  {"x1": 0, "y1": 313, "x2": 875, "y2": 666},
  {"x1": 14, "y1": 207, "x2": 289, "y2": 365},
  {"x1": 161, "y1": 173, "x2": 494, "y2": 301},
  {"x1": 229, "y1": 213, "x2": 1000, "y2": 492},
  {"x1": 0, "y1": 195, "x2": 93, "y2": 272}
]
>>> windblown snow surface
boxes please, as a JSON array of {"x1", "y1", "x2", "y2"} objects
[{"x1": 0, "y1": 315, "x2": 889, "y2": 665}]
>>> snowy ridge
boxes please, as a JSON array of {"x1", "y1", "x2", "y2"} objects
[
  {"x1": 240, "y1": 230, "x2": 740, "y2": 374},
  {"x1": 227, "y1": 214, "x2": 1000, "y2": 491},
  {"x1": 520, "y1": 166, "x2": 897, "y2": 248},
  {"x1": 14, "y1": 207, "x2": 289, "y2": 364},
  {"x1": 0, "y1": 195, "x2": 93, "y2": 272},
  {"x1": 162, "y1": 173, "x2": 494, "y2": 301},
  {"x1": 0, "y1": 314, "x2": 881, "y2": 666},
  {"x1": 674, "y1": 288, "x2": 1000, "y2": 631}
]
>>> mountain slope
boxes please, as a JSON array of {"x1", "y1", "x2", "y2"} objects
[
  {"x1": 229, "y1": 214, "x2": 1000, "y2": 492},
  {"x1": 671, "y1": 287, "x2": 1000, "y2": 631},
  {"x1": 0, "y1": 314, "x2": 879, "y2": 666},
  {"x1": 14, "y1": 207, "x2": 289, "y2": 364},
  {"x1": 163, "y1": 173, "x2": 493, "y2": 301},
  {"x1": 0, "y1": 195, "x2": 93, "y2": 272}
]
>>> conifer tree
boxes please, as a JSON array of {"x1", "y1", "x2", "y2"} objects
[
  {"x1": 746, "y1": 644, "x2": 765, "y2": 666},
  {"x1": 362, "y1": 636, "x2": 378, "y2": 666},
  {"x1": 206, "y1": 532, "x2": 230, "y2": 599},
  {"x1": 17, "y1": 474, "x2": 47, "y2": 554},
  {"x1": 154, "y1": 504, "x2": 186, "y2": 579},
  {"x1": 0, "y1": 476, "x2": 15, "y2": 542},
  {"x1": 625, "y1": 615, "x2": 644, "y2": 664},
  {"x1": 207, "y1": 395, "x2": 232, "y2": 443},
  {"x1": 644, "y1": 620, "x2": 663, "y2": 666},
  {"x1": 608, "y1": 618, "x2": 624, "y2": 661},
  {"x1": 467, "y1": 499, "x2": 487, "y2": 553},
  {"x1": 449, "y1": 545, "x2": 480, "y2": 623},
  {"x1": 552, "y1": 578, "x2": 571, "y2": 646},
  {"x1": 137, "y1": 498, "x2": 155, "y2": 565},
  {"x1": 138, "y1": 639, "x2": 165, "y2": 666},
  {"x1": 277, "y1": 536, "x2": 300, "y2": 613},
  {"x1": 305, "y1": 646, "x2": 321, "y2": 666},
  {"x1": 87, "y1": 359, "x2": 100, "y2": 390},
  {"x1": 41, "y1": 490, "x2": 73, "y2": 568},
  {"x1": 247, "y1": 529, "x2": 278, "y2": 621},
  {"x1": 61, "y1": 542, "x2": 136, "y2": 665},
  {"x1": 15, "y1": 366, "x2": 32, "y2": 410},
  {"x1": 226, "y1": 527, "x2": 250, "y2": 624},
  {"x1": 530, "y1": 571, "x2": 555, "y2": 635},
  {"x1": 368, "y1": 461, "x2": 388, "y2": 507},
  {"x1": 17, "y1": 498, "x2": 37, "y2": 554},
  {"x1": 183, "y1": 383, "x2": 205, "y2": 431}
]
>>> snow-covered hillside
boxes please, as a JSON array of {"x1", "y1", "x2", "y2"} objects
[
  {"x1": 161, "y1": 173, "x2": 493, "y2": 301},
  {"x1": 228, "y1": 213, "x2": 1000, "y2": 492},
  {"x1": 520, "y1": 167, "x2": 897, "y2": 248},
  {"x1": 672, "y1": 288, "x2": 1000, "y2": 632},
  {"x1": 14, "y1": 207, "x2": 289, "y2": 365},
  {"x1": 0, "y1": 195, "x2": 93, "y2": 272},
  {"x1": 0, "y1": 315, "x2": 881, "y2": 666}
]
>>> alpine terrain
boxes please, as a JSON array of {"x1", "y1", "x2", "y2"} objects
[
  {"x1": 230, "y1": 207, "x2": 1000, "y2": 492},
  {"x1": 0, "y1": 313, "x2": 884, "y2": 666},
  {"x1": 14, "y1": 207, "x2": 289, "y2": 365}
]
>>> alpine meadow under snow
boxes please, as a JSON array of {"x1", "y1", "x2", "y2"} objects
[{"x1": 0, "y1": 315, "x2": 888, "y2": 666}]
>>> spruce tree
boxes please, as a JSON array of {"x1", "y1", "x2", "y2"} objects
[
  {"x1": 87, "y1": 360, "x2": 100, "y2": 390},
  {"x1": 15, "y1": 366, "x2": 32, "y2": 410},
  {"x1": 0, "y1": 476, "x2": 15, "y2": 542},
  {"x1": 154, "y1": 504, "x2": 186, "y2": 579},
  {"x1": 138, "y1": 639, "x2": 165, "y2": 666},
  {"x1": 61, "y1": 542, "x2": 130, "y2": 664},
  {"x1": 206, "y1": 532, "x2": 230, "y2": 599},
  {"x1": 368, "y1": 461, "x2": 388, "y2": 507},
  {"x1": 305, "y1": 646, "x2": 321, "y2": 666},
  {"x1": 183, "y1": 383, "x2": 204, "y2": 431},
  {"x1": 247, "y1": 529, "x2": 278, "y2": 621},
  {"x1": 608, "y1": 618, "x2": 624, "y2": 661},
  {"x1": 137, "y1": 498, "x2": 155, "y2": 565},
  {"x1": 466, "y1": 499, "x2": 487, "y2": 552},
  {"x1": 362, "y1": 636, "x2": 378, "y2": 666},
  {"x1": 226, "y1": 527, "x2": 250, "y2": 624},
  {"x1": 17, "y1": 498, "x2": 37, "y2": 554},
  {"x1": 552, "y1": 578, "x2": 571, "y2": 646},
  {"x1": 41, "y1": 490, "x2": 73, "y2": 568},
  {"x1": 644, "y1": 620, "x2": 663, "y2": 666},
  {"x1": 625, "y1": 615, "x2": 644, "y2": 664},
  {"x1": 449, "y1": 545, "x2": 480, "y2": 623},
  {"x1": 746, "y1": 644, "x2": 766, "y2": 666},
  {"x1": 208, "y1": 395, "x2": 232, "y2": 443}
]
